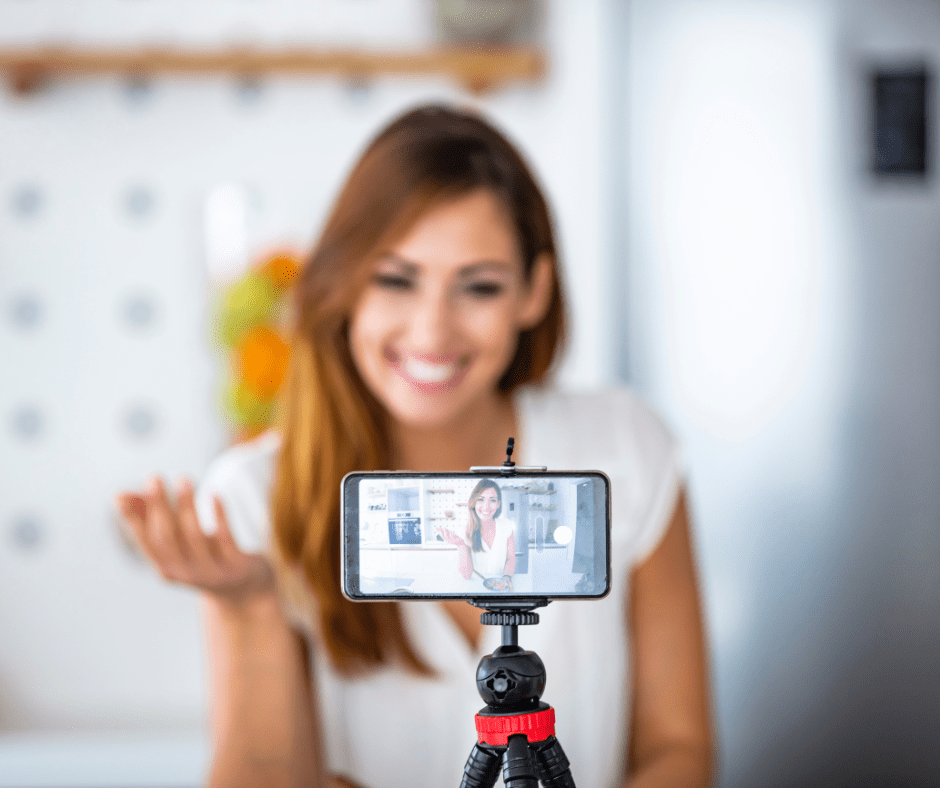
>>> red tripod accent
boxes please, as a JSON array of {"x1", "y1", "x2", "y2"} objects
[{"x1": 475, "y1": 707, "x2": 556, "y2": 746}]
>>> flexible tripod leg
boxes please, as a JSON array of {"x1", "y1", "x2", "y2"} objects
[
  {"x1": 534, "y1": 736, "x2": 576, "y2": 788},
  {"x1": 502, "y1": 734, "x2": 541, "y2": 788},
  {"x1": 460, "y1": 743, "x2": 502, "y2": 788}
]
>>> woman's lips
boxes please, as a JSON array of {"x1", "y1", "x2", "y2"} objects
[
  {"x1": 385, "y1": 349, "x2": 470, "y2": 392},
  {"x1": 404, "y1": 357, "x2": 456, "y2": 383}
]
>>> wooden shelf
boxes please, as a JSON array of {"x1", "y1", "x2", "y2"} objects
[{"x1": 0, "y1": 44, "x2": 547, "y2": 95}]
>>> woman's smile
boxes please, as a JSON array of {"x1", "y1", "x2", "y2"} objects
[{"x1": 383, "y1": 348, "x2": 473, "y2": 390}]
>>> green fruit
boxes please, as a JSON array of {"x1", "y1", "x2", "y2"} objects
[
  {"x1": 222, "y1": 380, "x2": 274, "y2": 428},
  {"x1": 217, "y1": 273, "x2": 279, "y2": 348}
]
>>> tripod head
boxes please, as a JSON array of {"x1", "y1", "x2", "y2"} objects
[{"x1": 469, "y1": 599, "x2": 550, "y2": 711}]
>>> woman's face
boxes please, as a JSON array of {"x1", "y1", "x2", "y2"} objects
[
  {"x1": 348, "y1": 188, "x2": 553, "y2": 429},
  {"x1": 474, "y1": 488, "x2": 500, "y2": 521}
]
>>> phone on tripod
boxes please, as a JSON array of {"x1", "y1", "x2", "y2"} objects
[{"x1": 341, "y1": 468, "x2": 611, "y2": 602}]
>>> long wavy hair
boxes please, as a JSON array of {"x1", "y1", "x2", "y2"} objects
[
  {"x1": 268, "y1": 102, "x2": 567, "y2": 676},
  {"x1": 467, "y1": 479, "x2": 502, "y2": 553}
]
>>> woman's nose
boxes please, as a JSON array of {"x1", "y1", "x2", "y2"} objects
[{"x1": 407, "y1": 289, "x2": 452, "y2": 350}]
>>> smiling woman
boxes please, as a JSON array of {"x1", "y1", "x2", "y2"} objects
[
  {"x1": 435, "y1": 477, "x2": 516, "y2": 589},
  {"x1": 116, "y1": 102, "x2": 713, "y2": 788}
]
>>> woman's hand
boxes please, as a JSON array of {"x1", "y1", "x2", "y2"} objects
[
  {"x1": 114, "y1": 475, "x2": 275, "y2": 606},
  {"x1": 484, "y1": 575, "x2": 513, "y2": 592},
  {"x1": 435, "y1": 524, "x2": 471, "y2": 548}
]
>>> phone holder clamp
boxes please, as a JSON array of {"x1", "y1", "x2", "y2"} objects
[{"x1": 469, "y1": 438, "x2": 548, "y2": 477}]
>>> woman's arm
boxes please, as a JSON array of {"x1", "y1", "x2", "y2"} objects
[
  {"x1": 203, "y1": 590, "x2": 328, "y2": 788},
  {"x1": 625, "y1": 488, "x2": 716, "y2": 788},
  {"x1": 457, "y1": 542, "x2": 473, "y2": 579},
  {"x1": 436, "y1": 523, "x2": 474, "y2": 579},
  {"x1": 503, "y1": 530, "x2": 516, "y2": 575},
  {"x1": 115, "y1": 479, "x2": 336, "y2": 786}
]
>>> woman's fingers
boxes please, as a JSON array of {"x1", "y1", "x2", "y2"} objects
[
  {"x1": 174, "y1": 477, "x2": 218, "y2": 577},
  {"x1": 145, "y1": 476, "x2": 188, "y2": 579},
  {"x1": 116, "y1": 493, "x2": 162, "y2": 565},
  {"x1": 210, "y1": 496, "x2": 244, "y2": 565},
  {"x1": 115, "y1": 493, "x2": 145, "y2": 532},
  {"x1": 115, "y1": 492, "x2": 147, "y2": 527}
]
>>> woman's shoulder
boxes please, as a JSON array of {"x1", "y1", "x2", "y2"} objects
[
  {"x1": 194, "y1": 429, "x2": 282, "y2": 554},
  {"x1": 516, "y1": 382, "x2": 679, "y2": 464},
  {"x1": 203, "y1": 428, "x2": 282, "y2": 474},
  {"x1": 517, "y1": 382, "x2": 685, "y2": 567},
  {"x1": 517, "y1": 380, "x2": 657, "y2": 416},
  {"x1": 198, "y1": 429, "x2": 282, "y2": 505}
]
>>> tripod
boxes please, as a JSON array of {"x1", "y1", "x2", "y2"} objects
[{"x1": 459, "y1": 604, "x2": 576, "y2": 788}]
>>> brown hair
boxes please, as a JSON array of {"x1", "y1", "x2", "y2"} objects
[
  {"x1": 269, "y1": 102, "x2": 566, "y2": 676},
  {"x1": 467, "y1": 479, "x2": 503, "y2": 553}
]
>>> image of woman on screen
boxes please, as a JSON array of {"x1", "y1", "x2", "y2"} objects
[{"x1": 436, "y1": 479, "x2": 515, "y2": 591}]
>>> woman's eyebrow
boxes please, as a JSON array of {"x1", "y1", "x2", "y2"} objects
[
  {"x1": 376, "y1": 255, "x2": 419, "y2": 274},
  {"x1": 458, "y1": 261, "x2": 514, "y2": 277},
  {"x1": 378, "y1": 255, "x2": 515, "y2": 276}
]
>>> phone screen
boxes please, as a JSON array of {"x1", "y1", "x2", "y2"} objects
[{"x1": 341, "y1": 472, "x2": 610, "y2": 600}]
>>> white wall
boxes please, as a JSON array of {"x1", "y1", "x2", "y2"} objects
[
  {"x1": 0, "y1": 0, "x2": 616, "y2": 751},
  {"x1": 623, "y1": 0, "x2": 940, "y2": 785}
]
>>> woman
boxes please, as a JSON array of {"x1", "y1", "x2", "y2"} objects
[
  {"x1": 114, "y1": 103, "x2": 714, "y2": 788},
  {"x1": 436, "y1": 478, "x2": 516, "y2": 591}
]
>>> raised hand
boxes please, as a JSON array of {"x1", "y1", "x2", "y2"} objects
[
  {"x1": 435, "y1": 523, "x2": 471, "y2": 548},
  {"x1": 114, "y1": 475, "x2": 275, "y2": 605}
]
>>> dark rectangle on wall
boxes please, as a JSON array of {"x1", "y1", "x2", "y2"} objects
[{"x1": 872, "y1": 68, "x2": 930, "y2": 176}]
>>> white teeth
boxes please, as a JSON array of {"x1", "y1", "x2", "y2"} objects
[{"x1": 403, "y1": 358, "x2": 456, "y2": 383}]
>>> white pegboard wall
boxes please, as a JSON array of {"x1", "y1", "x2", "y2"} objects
[
  {"x1": 424, "y1": 477, "x2": 476, "y2": 518},
  {"x1": 0, "y1": 0, "x2": 616, "y2": 743},
  {"x1": 423, "y1": 477, "x2": 478, "y2": 542}
]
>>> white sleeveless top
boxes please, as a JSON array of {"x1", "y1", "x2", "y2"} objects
[
  {"x1": 471, "y1": 515, "x2": 515, "y2": 578},
  {"x1": 195, "y1": 385, "x2": 684, "y2": 788}
]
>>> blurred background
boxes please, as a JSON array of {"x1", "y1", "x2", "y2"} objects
[{"x1": 0, "y1": 0, "x2": 937, "y2": 786}]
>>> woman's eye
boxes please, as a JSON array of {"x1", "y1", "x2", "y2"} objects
[
  {"x1": 373, "y1": 274, "x2": 413, "y2": 291},
  {"x1": 466, "y1": 281, "x2": 504, "y2": 298}
]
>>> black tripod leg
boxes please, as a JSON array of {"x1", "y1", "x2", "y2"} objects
[
  {"x1": 502, "y1": 734, "x2": 541, "y2": 788},
  {"x1": 460, "y1": 743, "x2": 503, "y2": 788},
  {"x1": 534, "y1": 736, "x2": 576, "y2": 788}
]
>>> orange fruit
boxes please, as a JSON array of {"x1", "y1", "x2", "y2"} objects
[
  {"x1": 235, "y1": 325, "x2": 291, "y2": 399},
  {"x1": 259, "y1": 252, "x2": 301, "y2": 291}
]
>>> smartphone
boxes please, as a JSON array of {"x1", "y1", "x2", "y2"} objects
[{"x1": 341, "y1": 471, "x2": 611, "y2": 601}]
